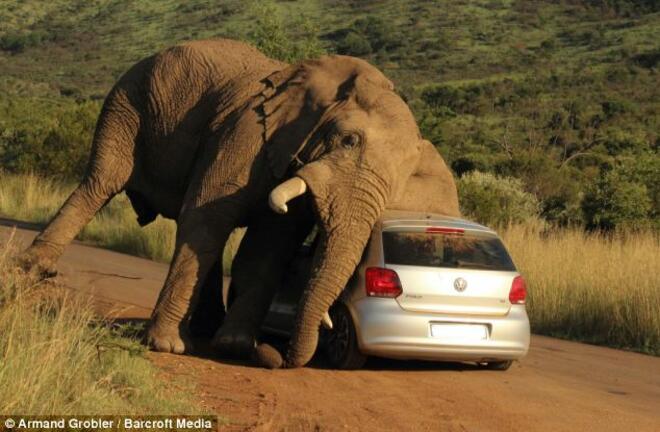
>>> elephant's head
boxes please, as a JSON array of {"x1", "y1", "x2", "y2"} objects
[{"x1": 258, "y1": 56, "x2": 430, "y2": 367}]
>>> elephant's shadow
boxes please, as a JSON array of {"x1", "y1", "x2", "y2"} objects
[{"x1": 109, "y1": 318, "x2": 482, "y2": 372}]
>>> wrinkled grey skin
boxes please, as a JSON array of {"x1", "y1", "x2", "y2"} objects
[{"x1": 20, "y1": 39, "x2": 459, "y2": 368}]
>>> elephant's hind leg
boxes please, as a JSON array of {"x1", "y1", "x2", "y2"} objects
[
  {"x1": 188, "y1": 259, "x2": 226, "y2": 338},
  {"x1": 20, "y1": 99, "x2": 140, "y2": 275}
]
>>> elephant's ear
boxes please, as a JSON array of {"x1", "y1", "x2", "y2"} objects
[{"x1": 260, "y1": 62, "x2": 329, "y2": 179}]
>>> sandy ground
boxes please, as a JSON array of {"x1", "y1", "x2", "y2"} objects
[{"x1": 1, "y1": 223, "x2": 658, "y2": 432}]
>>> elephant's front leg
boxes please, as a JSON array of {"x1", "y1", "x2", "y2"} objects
[
  {"x1": 213, "y1": 198, "x2": 314, "y2": 358},
  {"x1": 148, "y1": 208, "x2": 235, "y2": 354}
]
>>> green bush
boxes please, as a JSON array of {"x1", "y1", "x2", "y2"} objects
[
  {"x1": 337, "y1": 32, "x2": 372, "y2": 56},
  {"x1": 247, "y1": 2, "x2": 324, "y2": 63},
  {"x1": 458, "y1": 171, "x2": 540, "y2": 227},
  {"x1": 421, "y1": 83, "x2": 488, "y2": 115},
  {"x1": 0, "y1": 101, "x2": 98, "y2": 180},
  {"x1": 0, "y1": 30, "x2": 52, "y2": 53},
  {"x1": 582, "y1": 169, "x2": 652, "y2": 230},
  {"x1": 602, "y1": 128, "x2": 649, "y2": 155}
]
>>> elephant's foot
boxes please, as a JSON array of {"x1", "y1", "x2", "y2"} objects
[
  {"x1": 254, "y1": 343, "x2": 284, "y2": 369},
  {"x1": 146, "y1": 322, "x2": 192, "y2": 354},
  {"x1": 211, "y1": 328, "x2": 255, "y2": 359},
  {"x1": 16, "y1": 243, "x2": 61, "y2": 278}
]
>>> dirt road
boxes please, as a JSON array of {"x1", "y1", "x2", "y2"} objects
[{"x1": 2, "y1": 223, "x2": 658, "y2": 431}]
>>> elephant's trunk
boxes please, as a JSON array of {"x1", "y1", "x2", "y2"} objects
[
  {"x1": 269, "y1": 177, "x2": 307, "y2": 214},
  {"x1": 284, "y1": 173, "x2": 387, "y2": 367}
]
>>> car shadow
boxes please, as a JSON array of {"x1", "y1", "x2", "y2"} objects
[{"x1": 359, "y1": 357, "x2": 481, "y2": 372}]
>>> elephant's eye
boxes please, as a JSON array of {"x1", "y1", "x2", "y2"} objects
[{"x1": 340, "y1": 133, "x2": 361, "y2": 150}]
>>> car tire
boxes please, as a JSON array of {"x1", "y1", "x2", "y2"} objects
[
  {"x1": 323, "y1": 303, "x2": 367, "y2": 370},
  {"x1": 480, "y1": 360, "x2": 513, "y2": 371}
]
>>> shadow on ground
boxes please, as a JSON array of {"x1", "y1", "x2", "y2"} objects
[{"x1": 110, "y1": 317, "x2": 480, "y2": 372}]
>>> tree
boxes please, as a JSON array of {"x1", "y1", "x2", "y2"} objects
[
  {"x1": 582, "y1": 168, "x2": 652, "y2": 230},
  {"x1": 247, "y1": 3, "x2": 325, "y2": 63}
]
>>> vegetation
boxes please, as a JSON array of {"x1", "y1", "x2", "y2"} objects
[
  {"x1": 0, "y1": 235, "x2": 199, "y2": 413},
  {"x1": 0, "y1": 172, "x2": 244, "y2": 273},
  {"x1": 502, "y1": 224, "x2": 660, "y2": 355},
  {"x1": 0, "y1": 173, "x2": 175, "y2": 262},
  {"x1": 0, "y1": 0, "x2": 657, "y2": 229},
  {"x1": 457, "y1": 171, "x2": 540, "y2": 226}
]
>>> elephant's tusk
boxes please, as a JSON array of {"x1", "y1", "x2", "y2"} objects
[
  {"x1": 321, "y1": 311, "x2": 333, "y2": 330},
  {"x1": 268, "y1": 177, "x2": 307, "y2": 214}
]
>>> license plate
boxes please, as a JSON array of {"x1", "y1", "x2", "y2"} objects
[{"x1": 430, "y1": 323, "x2": 489, "y2": 340}]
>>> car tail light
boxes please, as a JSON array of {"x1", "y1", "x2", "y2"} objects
[
  {"x1": 509, "y1": 275, "x2": 527, "y2": 305},
  {"x1": 366, "y1": 267, "x2": 402, "y2": 298}
]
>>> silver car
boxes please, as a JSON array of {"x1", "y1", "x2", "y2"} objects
[{"x1": 263, "y1": 210, "x2": 530, "y2": 370}]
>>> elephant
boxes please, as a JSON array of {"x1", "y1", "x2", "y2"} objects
[{"x1": 19, "y1": 38, "x2": 459, "y2": 368}]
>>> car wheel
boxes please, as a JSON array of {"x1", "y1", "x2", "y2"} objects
[
  {"x1": 323, "y1": 303, "x2": 367, "y2": 370},
  {"x1": 480, "y1": 360, "x2": 513, "y2": 371}
]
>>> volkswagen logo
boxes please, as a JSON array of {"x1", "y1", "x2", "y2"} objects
[{"x1": 454, "y1": 277, "x2": 468, "y2": 292}]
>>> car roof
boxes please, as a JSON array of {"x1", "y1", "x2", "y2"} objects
[{"x1": 378, "y1": 210, "x2": 496, "y2": 234}]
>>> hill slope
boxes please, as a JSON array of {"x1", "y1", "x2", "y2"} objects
[{"x1": 0, "y1": 0, "x2": 658, "y2": 227}]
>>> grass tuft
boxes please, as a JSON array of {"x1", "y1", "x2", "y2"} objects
[{"x1": 0, "y1": 232, "x2": 199, "y2": 414}]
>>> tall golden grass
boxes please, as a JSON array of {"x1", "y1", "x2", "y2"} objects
[
  {"x1": 0, "y1": 172, "x2": 244, "y2": 273},
  {"x1": 0, "y1": 233, "x2": 197, "y2": 414},
  {"x1": 501, "y1": 224, "x2": 660, "y2": 354},
  {"x1": 0, "y1": 172, "x2": 176, "y2": 262}
]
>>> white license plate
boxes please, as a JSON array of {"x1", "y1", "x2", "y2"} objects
[{"x1": 430, "y1": 323, "x2": 489, "y2": 340}]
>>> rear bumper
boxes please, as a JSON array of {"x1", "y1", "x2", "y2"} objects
[{"x1": 348, "y1": 298, "x2": 530, "y2": 362}]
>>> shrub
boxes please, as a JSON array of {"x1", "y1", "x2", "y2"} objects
[
  {"x1": 0, "y1": 30, "x2": 52, "y2": 53},
  {"x1": 600, "y1": 154, "x2": 660, "y2": 223},
  {"x1": 631, "y1": 49, "x2": 660, "y2": 69},
  {"x1": 601, "y1": 99, "x2": 635, "y2": 119},
  {"x1": 602, "y1": 128, "x2": 649, "y2": 155},
  {"x1": 582, "y1": 169, "x2": 652, "y2": 230},
  {"x1": 457, "y1": 171, "x2": 540, "y2": 226},
  {"x1": 337, "y1": 32, "x2": 372, "y2": 56},
  {"x1": 350, "y1": 16, "x2": 399, "y2": 52},
  {"x1": 421, "y1": 83, "x2": 490, "y2": 115},
  {"x1": 247, "y1": 2, "x2": 325, "y2": 63},
  {"x1": 0, "y1": 101, "x2": 98, "y2": 180}
]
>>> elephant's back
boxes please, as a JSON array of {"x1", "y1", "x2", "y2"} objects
[
  {"x1": 143, "y1": 39, "x2": 283, "y2": 136},
  {"x1": 119, "y1": 39, "x2": 285, "y2": 218},
  {"x1": 171, "y1": 39, "x2": 287, "y2": 78}
]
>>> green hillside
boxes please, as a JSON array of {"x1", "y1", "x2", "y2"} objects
[{"x1": 1, "y1": 0, "x2": 658, "y2": 229}]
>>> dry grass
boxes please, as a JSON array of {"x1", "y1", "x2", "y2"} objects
[
  {"x1": 0, "y1": 172, "x2": 176, "y2": 262},
  {"x1": 0, "y1": 172, "x2": 244, "y2": 272},
  {"x1": 0, "y1": 233, "x2": 198, "y2": 414},
  {"x1": 501, "y1": 224, "x2": 660, "y2": 355}
]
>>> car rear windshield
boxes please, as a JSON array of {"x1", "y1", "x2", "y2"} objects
[{"x1": 382, "y1": 230, "x2": 515, "y2": 271}]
